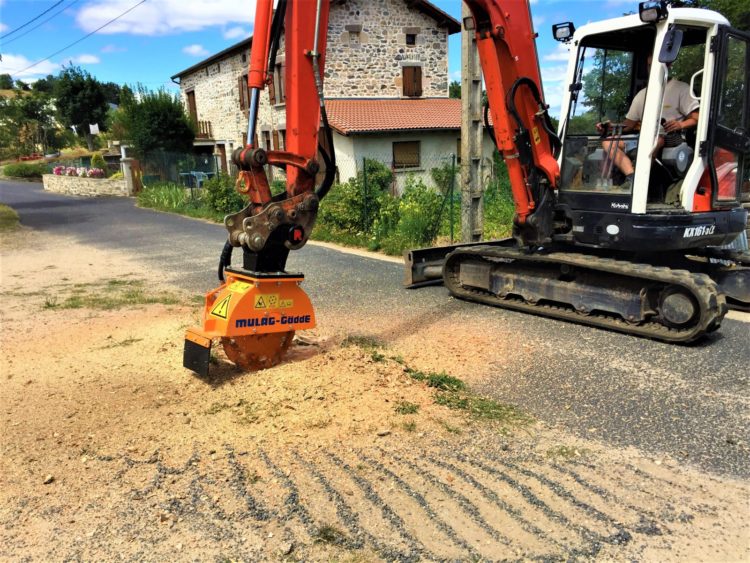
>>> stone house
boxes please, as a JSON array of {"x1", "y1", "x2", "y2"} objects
[{"x1": 170, "y1": 0, "x2": 493, "y2": 192}]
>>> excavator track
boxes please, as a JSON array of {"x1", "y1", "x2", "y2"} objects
[{"x1": 444, "y1": 246, "x2": 727, "y2": 343}]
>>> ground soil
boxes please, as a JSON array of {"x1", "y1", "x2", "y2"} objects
[{"x1": 1, "y1": 229, "x2": 748, "y2": 561}]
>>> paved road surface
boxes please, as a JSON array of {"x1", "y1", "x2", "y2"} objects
[{"x1": 2, "y1": 180, "x2": 748, "y2": 477}]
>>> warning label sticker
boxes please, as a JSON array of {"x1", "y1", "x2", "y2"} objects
[
  {"x1": 228, "y1": 281, "x2": 252, "y2": 293},
  {"x1": 210, "y1": 295, "x2": 231, "y2": 319},
  {"x1": 254, "y1": 294, "x2": 293, "y2": 309}
]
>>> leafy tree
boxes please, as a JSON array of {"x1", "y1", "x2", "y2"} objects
[
  {"x1": 15, "y1": 80, "x2": 30, "y2": 91},
  {"x1": 116, "y1": 84, "x2": 195, "y2": 157},
  {"x1": 32, "y1": 75, "x2": 57, "y2": 94},
  {"x1": 581, "y1": 49, "x2": 632, "y2": 122},
  {"x1": 0, "y1": 91, "x2": 60, "y2": 156},
  {"x1": 53, "y1": 66, "x2": 109, "y2": 151},
  {"x1": 0, "y1": 74, "x2": 13, "y2": 89},
  {"x1": 449, "y1": 80, "x2": 461, "y2": 99},
  {"x1": 101, "y1": 81, "x2": 122, "y2": 106}
]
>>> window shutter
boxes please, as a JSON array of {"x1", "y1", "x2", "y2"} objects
[
  {"x1": 239, "y1": 76, "x2": 245, "y2": 110},
  {"x1": 415, "y1": 66, "x2": 422, "y2": 97},
  {"x1": 279, "y1": 63, "x2": 286, "y2": 102},
  {"x1": 272, "y1": 130, "x2": 280, "y2": 150},
  {"x1": 403, "y1": 66, "x2": 414, "y2": 97},
  {"x1": 268, "y1": 74, "x2": 276, "y2": 104},
  {"x1": 393, "y1": 141, "x2": 420, "y2": 168}
]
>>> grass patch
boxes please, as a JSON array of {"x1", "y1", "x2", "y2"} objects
[
  {"x1": 394, "y1": 401, "x2": 420, "y2": 415},
  {"x1": 406, "y1": 368, "x2": 465, "y2": 391},
  {"x1": 313, "y1": 524, "x2": 347, "y2": 545},
  {"x1": 370, "y1": 350, "x2": 386, "y2": 362},
  {"x1": 435, "y1": 392, "x2": 531, "y2": 425},
  {"x1": 401, "y1": 421, "x2": 417, "y2": 432},
  {"x1": 205, "y1": 402, "x2": 230, "y2": 415},
  {"x1": 0, "y1": 204, "x2": 20, "y2": 232},
  {"x1": 341, "y1": 334, "x2": 383, "y2": 350},
  {"x1": 438, "y1": 419, "x2": 462, "y2": 434},
  {"x1": 41, "y1": 278, "x2": 180, "y2": 311}
]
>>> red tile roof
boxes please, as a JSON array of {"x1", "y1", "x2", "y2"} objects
[{"x1": 326, "y1": 98, "x2": 463, "y2": 135}]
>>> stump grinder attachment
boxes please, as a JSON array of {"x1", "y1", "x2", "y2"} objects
[{"x1": 183, "y1": 269, "x2": 315, "y2": 377}]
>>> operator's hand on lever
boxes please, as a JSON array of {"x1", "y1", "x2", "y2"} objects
[
  {"x1": 662, "y1": 119, "x2": 683, "y2": 133},
  {"x1": 595, "y1": 121, "x2": 610, "y2": 137}
]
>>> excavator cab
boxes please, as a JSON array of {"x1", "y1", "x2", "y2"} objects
[{"x1": 554, "y1": 9, "x2": 749, "y2": 252}]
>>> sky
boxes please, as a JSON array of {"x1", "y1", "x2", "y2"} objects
[{"x1": 0, "y1": 0, "x2": 642, "y2": 112}]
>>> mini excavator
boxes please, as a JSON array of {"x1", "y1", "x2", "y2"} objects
[{"x1": 184, "y1": 0, "x2": 749, "y2": 377}]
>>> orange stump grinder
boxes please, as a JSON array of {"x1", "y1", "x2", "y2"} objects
[{"x1": 183, "y1": 0, "x2": 333, "y2": 376}]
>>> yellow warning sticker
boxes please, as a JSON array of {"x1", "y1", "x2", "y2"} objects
[
  {"x1": 228, "y1": 281, "x2": 252, "y2": 293},
  {"x1": 532, "y1": 126, "x2": 541, "y2": 145},
  {"x1": 253, "y1": 294, "x2": 293, "y2": 309},
  {"x1": 210, "y1": 295, "x2": 231, "y2": 319}
]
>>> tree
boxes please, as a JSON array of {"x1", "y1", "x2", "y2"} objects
[
  {"x1": 32, "y1": 75, "x2": 57, "y2": 95},
  {"x1": 117, "y1": 84, "x2": 195, "y2": 157},
  {"x1": 0, "y1": 74, "x2": 13, "y2": 90},
  {"x1": 449, "y1": 80, "x2": 461, "y2": 99},
  {"x1": 101, "y1": 81, "x2": 122, "y2": 106},
  {"x1": 53, "y1": 66, "x2": 109, "y2": 151},
  {"x1": 0, "y1": 91, "x2": 60, "y2": 156},
  {"x1": 15, "y1": 80, "x2": 30, "y2": 91}
]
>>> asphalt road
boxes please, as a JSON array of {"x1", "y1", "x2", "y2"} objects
[{"x1": 2, "y1": 180, "x2": 748, "y2": 478}]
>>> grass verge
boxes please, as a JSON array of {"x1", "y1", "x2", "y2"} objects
[
  {"x1": 43, "y1": 278, "x2": 180, "y2": 311},
  {"x1": 0, "y1": 204, "x2": 20, "y2": 232},
  {"x1": 344, "y1": 335, "x2": 532, "y2": 430}
]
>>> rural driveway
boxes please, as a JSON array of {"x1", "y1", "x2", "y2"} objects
[{"x1": 2, "y1": 180, "x2": 748, "y2": 478}]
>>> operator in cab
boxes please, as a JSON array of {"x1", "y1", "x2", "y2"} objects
[{"x1": 598, "y1": 55, "x2": 700, "y2": 190}]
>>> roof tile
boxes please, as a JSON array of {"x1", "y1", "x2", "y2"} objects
[{"x1": 326, "y1": 98, "x2": 463, "y2": 135}]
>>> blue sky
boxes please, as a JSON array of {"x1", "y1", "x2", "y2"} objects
[{"x1": 0, "y1": 0, "x2": 639, "y2": 110}]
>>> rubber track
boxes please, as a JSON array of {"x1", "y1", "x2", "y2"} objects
[{"x1": 444, "y1": 246, "x2": 727, "y2": 342}]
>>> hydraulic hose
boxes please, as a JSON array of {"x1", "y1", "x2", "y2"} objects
[{"x1": 218, "y1": 240, "x2": 233, "y2": 281}]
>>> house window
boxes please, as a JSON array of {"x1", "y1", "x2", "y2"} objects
[
  {"x1": 393, "y1": 141, "x2": 420, "y2": 169},
  {"x1": 350, "y1": 31, "x2": 361, "y2": 44},
  {"x1": 263, "y1": 131, "x2": 272, "y2": 151},
  {"x1": 406, "y1": 33, "x2": 416, "y2": 46},
  {"x1": 402, "y1": 66, "x2": 422, "y2": 97},
  {"x1": 186, "y1": 90, "x2": 197, "y2": 122},
  {"x1": 238, "y1": 74, "x2": 250, "y2": 110}
]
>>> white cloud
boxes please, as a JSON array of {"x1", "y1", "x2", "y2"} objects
[
  {"x1": 183, "y1": 44, "x2": 209, "y2": 57},
  {"x1": 223, "y1": 26, "x2": 248, "y2": 40},
  {"x1": 76, "y1": 0, "x2": 255, "y2": 36},
  {"x1": 450, "y1": 70, "x2": 461, "y2": 81},
  {"x1": 533, "y1": 15, "x2": 545, "y2": 29},
  {"x1": 540, "y1": 63, "x2": 569, "y2": 84},
  {"x1": 0, "y1": 22, "x2": 7, "y2": 33},
  {"x1": 72, "y1": 54, "x2": 101, "y2": 64},
  {"x1": 543, "y1": 43, "x2": 571, "y2": 62},
  {"x1": 0, "y1": 53, "x2": 60, "y2": 79},
  {"x1": 101, "y1": 44, "x2": 127, "y2": 53},
  {"x1": 540, "y1": 63, "x2": 570, "y2": 117}
]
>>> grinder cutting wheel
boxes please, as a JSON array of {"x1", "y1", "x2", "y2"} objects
[{"x1": 183, "y1": 0, "x2": 335, "y2": 377}]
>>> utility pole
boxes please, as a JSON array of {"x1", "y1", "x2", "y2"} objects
[{"x1": 460, "y1": 4, "x2": 484, "y2": 243}]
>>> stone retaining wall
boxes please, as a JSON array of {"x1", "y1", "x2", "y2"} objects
[{"x1": 43, "y1": 174, "x2": 131, "y2": 197}]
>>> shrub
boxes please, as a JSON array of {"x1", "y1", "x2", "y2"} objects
[
  {"x1": 380, "y1": 175, "x2": 442, "y2": 254},
  {"x1": 90, "y1": 152, "x2": 106, "y2": 170},
  {"x1": 109, "y1": 171, "x2": 124, "y2": 180},
  {"x1": 318, "y1": 160, "x2": 393, "y2": 234},
  {"x1": 203, "y1": 173, "x2": 245, "y2": 214},
  {"x1": 137, "y1": 182, "x2": 187, "y2": 210},
  {"x1": 2, "y1": 162, "x2": 48, "y2": 178}
]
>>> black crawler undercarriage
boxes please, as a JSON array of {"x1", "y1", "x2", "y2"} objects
[{"x1": 405, "y1": 239, "x2": 750, "y2": 343}]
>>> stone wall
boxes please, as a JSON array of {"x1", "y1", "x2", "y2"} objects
[
  {"x1": 43, "y1": 174, "x2": 131, "y2": 197},
  {"x1": 178, "y1": 0, "x2": 453, "y2": 158}
]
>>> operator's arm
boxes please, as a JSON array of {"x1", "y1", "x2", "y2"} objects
[{"x1": 663, "y1": 110, "x2": 698, "y2": 133}]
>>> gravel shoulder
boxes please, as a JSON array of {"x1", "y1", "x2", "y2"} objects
[{"x1": 1, "y1": 228, "x2": 748, "y2": 561}]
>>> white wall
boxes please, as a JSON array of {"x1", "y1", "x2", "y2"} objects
[{"x1": 332, "y1": 130, "x2": 495, "y2": 194}]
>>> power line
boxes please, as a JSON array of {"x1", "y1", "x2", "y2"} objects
[
  {"x1": 1, "y1": 1, "x2": 66, "y2": 40},
  {"x1": 9, "y1": 0, "x2": 147, "y2": 78},
  {"x1": 2, "y1": 0, "x2": 83, "y2": 47}
]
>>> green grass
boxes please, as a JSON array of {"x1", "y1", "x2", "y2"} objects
[
  {"x1": 341, "y1": 334, "x2": 384, "y2": 350},
  {"x1": 401, "y1": 420, "x2": 417, "y2": 432},
  {"x1": 0, "y1": 204, "x2": 20, "y2": 232},
  {"x1": 394, "y1": 401, "x2": 420, "y2": 415},
  {"x1": 435, "y1": 392, "x2": 531, "y2": 425},
  {"x1": 42, "y1": 278, "x2": 180, "y2": 311},
  {"x1": 405, "y1": 368, "x2": 465, "y2": 392},
  {"x1": 137, "y1": 182, "x2": 226, "y2": 222}
]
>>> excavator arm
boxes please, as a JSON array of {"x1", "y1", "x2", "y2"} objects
[{"x1": 464, "y1": 0, "x2": 560, "y2": 246}]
